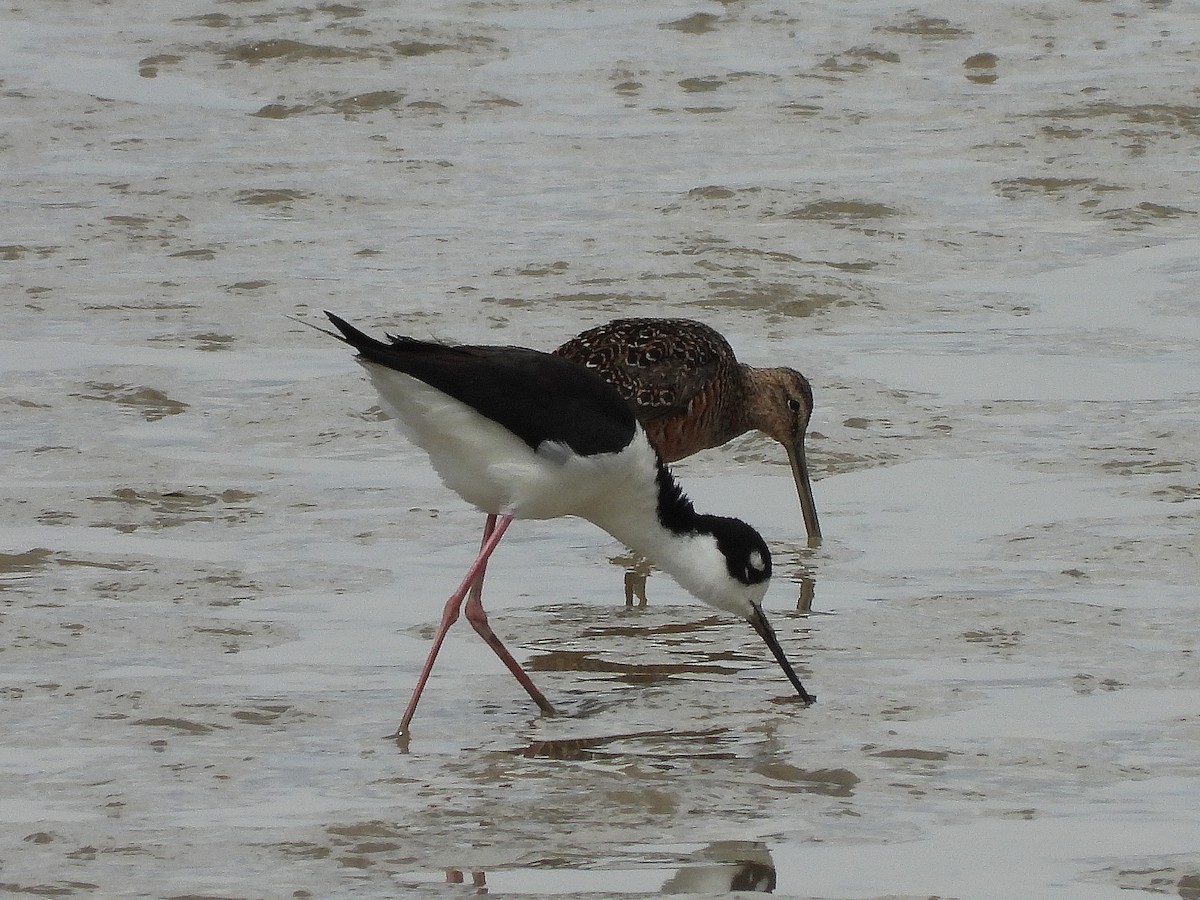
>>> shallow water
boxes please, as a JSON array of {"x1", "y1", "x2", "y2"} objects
[{"x1": 2, "y1": 0, "x2": 1199, "y2": 897}]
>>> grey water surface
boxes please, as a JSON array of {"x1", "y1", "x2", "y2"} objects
[{"x1": 2, "y1": 1, "x2": 1198, "y2": 897}]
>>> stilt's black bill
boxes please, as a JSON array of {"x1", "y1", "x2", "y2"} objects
[{"x1": 748, "y1": 607, "x2": 815, "y2": 705}]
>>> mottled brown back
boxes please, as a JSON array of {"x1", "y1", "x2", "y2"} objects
[{"x1": 555, "y1": 318, "x2": 749, "y2": 461}]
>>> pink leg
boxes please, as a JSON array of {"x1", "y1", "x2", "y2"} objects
[
  {"x1": 393, "y1": 514, "x2": 509, "y2": 737},
  {"x1": 462, "y1": 517, "x2": 556, "y2": 717},
  {"x1": 393, "y1": 514, "x2": 554, "y2": 737}
]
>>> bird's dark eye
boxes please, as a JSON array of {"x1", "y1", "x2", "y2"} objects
[{"x1": 787, "y1": 398, "x2": 802, "y2": 413}]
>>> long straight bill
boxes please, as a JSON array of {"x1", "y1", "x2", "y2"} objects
[
  {"x1": 787, "y1": 435, "x2": 821, "y2": 546},
  {"x1": 748, "y1": 606, "x2": 815, "y2": 705}
]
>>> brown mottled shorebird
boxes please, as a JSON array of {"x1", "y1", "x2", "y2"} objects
[{"x1": 554, "y1": 318, "x2": 821, "y2": 543}]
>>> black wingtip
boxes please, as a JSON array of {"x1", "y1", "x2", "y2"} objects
[
  {"x1": 323, "y1": 311, "x2": 394, "y2": 358},
  {"x1": 324, "y1": 311, "x2": 354, "y2": 342}
]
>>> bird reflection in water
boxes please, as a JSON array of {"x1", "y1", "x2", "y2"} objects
[
  {"x1": 445, "y1": 868, "x2": 487, "y2": 894},
  {"x1": 661, "y1": 841, "x2": 777, "y2": 894},
  {"x1": 443, "y1": 842, "x2": 776, "y2": 895},
  {"x1": 612, "y1": 550, "x2": 816, "y2": 612}
]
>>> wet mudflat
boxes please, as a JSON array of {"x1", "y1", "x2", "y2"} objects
[{"x1": 2, "y1": 0, "x2": 1198, "y2": 897}]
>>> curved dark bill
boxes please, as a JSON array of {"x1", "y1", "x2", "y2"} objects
[
  {"x1": 786, "y1": 434, "x2": 821, "y2": 547},
  {"x1": 748, "y1": 606, "x2": 815, "y2": 705}
]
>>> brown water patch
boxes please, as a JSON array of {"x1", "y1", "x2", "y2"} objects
[
  {"x1": 870, "y1": 748, "x2": 951, "y2": 762},
  {"x1": 104, "y1": 214, "x2": 153, "y2": 230},
  {"x1": 580, "y1": 615, "x2": 724, "y2": 638},
  {"x1": 87, "y1": 487, "x2": 260, "y2": 532},
  {"x1": 678, "y1": 76, "x2": 724, "y2": 93},
  {"x1": 662, "y1": 187, "x2": 764, "y2": 217},
  {"x1": 965, "y1": 52, "x2": 998, "y2": 69},
  {"x1": 224, "y1": 281, "x2": 273, "y2": 295},
  {"x1": 82, "y1": 299, "x2": 200, "y2": 313},
  {"x1": 147, "y1": 332, "x2": 236, "y2": 351},
  {"x1": 390, "y1": 40, "x2": 453, "y2": 56},
  {"x1": 1105, "y1": 863, "x2": 1200, "y2": 896},
  {"x1": 994, "y1": 176, "x2": 1115, "y2": 199},
  {"x1": 518, "y1": 727, "x2": 731, "y2": 761},
  {"x1": 753, "y1": 762, "x2": 860, "y2": 796},
  {"x1": 1098, "y1": 448, "x2": 1187, "y2": 475},
  {"x1": 130, "y1": 717, "x2": 217, "y2": 735},
  {"x1": 964, "y1": 52, "x2": 998, "y2": 84},
  {"x1": 222, "y1": 39, "x2": 372, "y2": 64},
  {"x1": 823, "y1": 259, "x2": 878, "y2": 272},
  {"x1": 55, "y1": 555, "x2": 131, "y2": 571},
  {"x1": 782, "y1": 199, "x2": 900, "y2": 222},
  {"x1": 72, "y1": 383, "x2": 188, "y2": 421},
  {"x1": 878, "y1": 15, "x2": 970, "y2": 39},
  {"x1": 528, "y1": 649, "x2": 738, "y2": 681},
  {"x1": 328, "y1": 821, "x2": 406, "y2": 841},
  {"x1": 324, "y1": 822, "x2": 409, "y2": 867},
  {"x1": 508, "y1": 260, "x2": 570, "y2": 278},
  {"x1": 176, "y1": 12, "x2": 232, "y2": 28},
  {"x1": 962, "y1": 628, "x2": 1021, "y2": 649},
  {"x1": 167, "y1": 248, "x2": 217, "y2": 260},
  {"x1": 1096, "y1": 202, "x2": 1195, "y2": 230},
  {"x1": 0, "y1": 883, "x2": 99, "y2": 896},
  {"x1": 706, "y1": 244, "x2": 876, "y2": 275},
  {"x1": 781, "y1": 101, "x2": 822, "y2": 117},
  {"x1": 137, "y1": 54, "x2": 182, "y2": 78},
  {"x1": 269, "y1": 841, "x2": 332, "y2": 860},
  {"x1": 472, "y1": 95, "x2": 522, "y2": 110},
  {"x1": 1037, "y1": 101, "x2": 1200, "y2": 136},
  {"x1": 1041, "y1": 124, "x2": 1092, "y2": 139},
  {"x1": 393, "y1": 34, "x2": 497, "y2": 55},
  {"x1": 95, "y1": 213, "x2": 188, "y2": 245},
  {"x1": 689, "y1": 185, "x2": 737, "y2": 201},
  {"x1": 323, "y1": 4, "x2": 366, "y2": 20},
  {"x1": 0, "y1": 548, "x2": 54, "y2": 576},
  {"x1": 1, "y1": 244, "x2": 58, "y2": 260},
  {"x1": 407, "y1": 98, "x2": 446, "y2": 112},
  {"x1": 328, "y1": 90, "x2": 406, "y2": 115},
  {"x1": 251, "y1": 102, "x2": 311, "y2": 119},
  {"x1": 705, "y1": 281, "x2": 842, "y2": 317},
  {"x1": 195, "y1": 333, "x2": 235, "y2": 350},
  {"x1": 661, "y1": 13, "x2": 719, "y2": 34},
  {"x1": 231, "y1": 704, "x2": 300, "y2": 725},
  {"x1": 1155, "y1": 484, "x2": 1200, "y2": 502},
  {"x1": 726, "y1": 246, "x2": 800, "y2": 263},
  {"x1": 819, "y1": 46, "x2": 900, "y2": 75},
  {"x1": 1071, "y1": 674, "x2": 1126, "y2": 695},
  {"x1": 236, "y1": 188, "x2": 310, "y2": 206}
]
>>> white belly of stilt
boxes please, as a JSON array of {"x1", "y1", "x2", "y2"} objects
[{"x1": 361, "y1": 364, "x2": 656, "y2": 521}]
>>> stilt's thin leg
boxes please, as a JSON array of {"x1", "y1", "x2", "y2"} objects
[
  {"x1": 392, "y1": 514, "x2": 510, "y2": 738},
  {"x1": 463, "y1": 515, "x2": 557, "y2": 716}
]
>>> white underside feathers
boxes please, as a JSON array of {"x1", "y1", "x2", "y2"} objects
[
  {"x1": 360, "y1": 361, "x2": 766, "y2": 620},
  {"x1": 361, "y1": 363, "x2": 655, "y2": 521}
]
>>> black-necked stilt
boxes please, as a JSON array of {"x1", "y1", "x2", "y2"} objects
[
  {"x1": 322, "y1": 312, "x2": 815, "y2": 736},
  {"x1": 554, "y1": 318, "x2": 820, "y2": 543}
]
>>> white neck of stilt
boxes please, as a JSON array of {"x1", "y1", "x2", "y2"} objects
[{"x1": 585, "y1": 437, "x2": 763, "y2": 619}]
